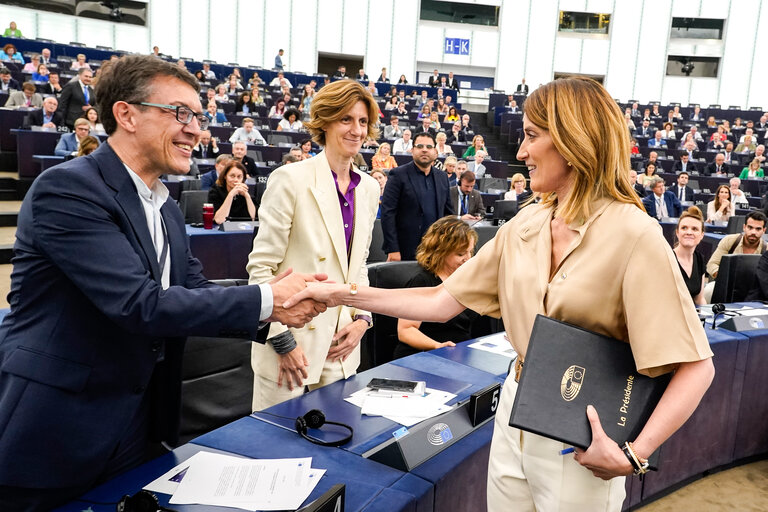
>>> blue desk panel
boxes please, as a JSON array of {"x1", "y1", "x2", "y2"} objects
[
  {"x1": 192, "y1": 417, "x2": 422, "y2": 511},
  {"x1": 429, "y1": 340, "x2": 512, "y2": 382},
  {"x1": 389, "y1": 352, "x2": 503, "y2": 397},
  {"x1": 252, "y1": 363, "x2": 473, "y2": 456},
  {"x1": 186, "y1": 225, "x2": 254, "y2": 280},
  {"x1": 732, "y1": 329, "x2": 768, "y2": 460}
]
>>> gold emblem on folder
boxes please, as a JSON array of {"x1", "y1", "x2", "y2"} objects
[{"x1": 560, "y1": 365, "x2": 586, "y2": 401}]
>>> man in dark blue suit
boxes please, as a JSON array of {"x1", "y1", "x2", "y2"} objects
[
  {"x1": 0, "y1": 55, "x2": 323, "y2": 510},
  {"x1": 642, "y1": 177, "x2": 683, "y2": 219},
  {"x1": 381, "y1": 132, "x2": 454, "y2": 261}
]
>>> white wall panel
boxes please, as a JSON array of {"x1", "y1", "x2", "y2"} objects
[
  {"x1": 148, "y1": 0, "x2": 178, "y2": 59},
  {"x1": 179, "y1": 0, "x2": 208, "y2": 62},
  {"x1": 0, "y1": 7, "x2": 37, "y2": 39},
  {"x1": 341, "y1": 0, "x2": 368, "y2": 57},
  {"x1": 468, "y1": 29, "x2": 498, "y2": 69},
  {"x1": 524, "y1": 0, "x2": 559, "y2": 86},
  {"x1": 416, "y1": 23, "x2": 445, "y2": 67},
  {"x1": 316, "y1": 0, "x2": 344, "y2": 55},
  {"x1": 496, "y1": 0, "x2": 530, "y2": 93},
  {"x1": 366, "y1": 0, "x2": 395, "y2": 79},
  {"x1": 698, "y1": 0, "x2": 730, "y2": 18},
  {"x1": 580, "y1": 39, "x2": 608, "y2": 76},
  {"x1": 262, "y1": 0, "x2": 290, "y2": 65},
  {"x1": 553, "y1": 37, "x2": 582, "y2": 74},
  {"x1": 38, "y1": 12, "x2": 76, "y2": 48},
  {"x1": 290, "y1": 0, "x2": 319, "y2": 73},
  {"x1": 746, "y1": 1, "x2": 768, "y2": 109},
  {"x1": 717, "y1": 0, "x2": 757, "y2": 107},
  {"x1": 76, "y1": 18, "x2": 114, "y2": 51},
  {"x1": 236, "y1": 0, "x2": 264, "y2": 68},
  {"x1": 688, "y1": 79, "x2": 719, "y2": 108},
  {"x1": 114, "y1": 24, "x2": 148, "y2": 54},
  {"x1": 208, "y1": 0, "x2": 238, "y2": 65},
  {"x1": 389, "y1": 0, "x2": 418, "y2": 83},
  {"x1": 634, "y1": 0, "x2": 671, "y2": 103},
  {"x1": 604, "y1": 0, "x2": 637, "y2": 100}
]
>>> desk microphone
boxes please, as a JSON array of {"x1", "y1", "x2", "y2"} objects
[{"x1": 711, "y1": 303, "x2": 726, "y2": 329}]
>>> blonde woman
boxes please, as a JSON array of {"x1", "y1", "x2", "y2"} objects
[
  {"x1": 435, "y1": 132, "x2": 454, "y2": 157},
  {"x1": 371, "y1": 142, "x2": 397, "y2": 171}
]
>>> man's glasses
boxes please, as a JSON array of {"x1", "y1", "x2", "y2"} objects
[
  {"x1": 131, "y1": 102, "x2": 209, "y2": 130},
  {"x1": 413, "y1": 144, "x2": 435, "y2": 150}
]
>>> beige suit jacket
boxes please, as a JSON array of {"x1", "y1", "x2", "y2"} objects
[
  {"x1": 247, "y1": 151, "x2": 380, "y2": 384},
  {"x1": 6, "y1": 91, "x2": 43, "y2": 109}
]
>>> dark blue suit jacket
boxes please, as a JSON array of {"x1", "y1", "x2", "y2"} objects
[
  {"x1": 381, "y1": 161, "x2": 454, "y2": 260},
  {"x1": 0, "y1": 143, "x2": 265, "y2": 488},
  {"x1": 642, "y1": 191, "x2": 683, "y2": 218}
]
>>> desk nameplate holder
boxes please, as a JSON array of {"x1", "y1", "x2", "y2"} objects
[
  {"x1": 219, "y1": 220, "x2": 259, "y2": 232},
  {"x1": 362, "y1": 396, "x2": 497, "y2": 472}
]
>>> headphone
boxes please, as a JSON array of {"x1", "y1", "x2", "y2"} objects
[
  {"x1": 117, "y1": 490, "x2": 177, "y2": 512},
  {"x1": 293, "y1": 409, "x2": 354, "y2": 447}
]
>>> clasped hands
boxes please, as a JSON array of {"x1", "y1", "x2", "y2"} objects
[{"x1": 266, "y1": 269, "x2": 329, "y2": 328}]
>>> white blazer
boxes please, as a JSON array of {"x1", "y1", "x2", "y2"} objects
[{"x1": 247, "y1": 151, "x2": 380, "y2": 384}]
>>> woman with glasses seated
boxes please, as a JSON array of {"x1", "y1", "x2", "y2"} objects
[
  {"x1": 394, "y1": 216, "x2": 478, "y2": 360},
  {"x1": 236, "y1": 91, "x2": 257, "y2": 114},
  {"x1": 208, "y1": 161, "x2": 256, "y2": 224},
  {"x1": 505, "y1": 172, "x2": 531, "y2": 202}
]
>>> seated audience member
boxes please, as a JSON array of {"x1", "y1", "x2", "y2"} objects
[
  {"x1": 269, "y1": 71, "x2": 293, "y2": 88},
  {"x1": 446, "y1": 121, "x2": 466, "y2": 144},
  {"x1": 435, "y1": 98, "x2": 448, "y2": 114},
  {"x1": 462, "y1": 135, "x2": 486, "y2": 158},
  {"x1": 673, "y1": 206, "x2": 707, "y2": 305},
  {"x1": 630, "y1": 138, "x2": 639, "y2": 155},
  {"x1": 735, "y1": 136, "x2": 757, "y2": 154},
  {"x1": 193, "y1": 130, "x2": 219, "y2": 159},
  {"x1": 384, "y1": 116, "x2": 403, "y2": 139},
  {"x1": 669, "y1": 171, "x2": 694, "y2": 203},
  {"x1": 384, "y1": 96, "x2": 399, "y2": 111},
  {"x1": 673, "y1": 153, "x2": 698, "y2": 174},
  {"x1": 231, "y1": 140, "x2": 257, "y2": 177},
  {"x1": 31, "y1": 63, "x2": 49, "y2": 83},
  {"x1": 650, "y1": 104, "x2": 662, "y2": 118},
  {"x1": 235, "y1": 91, "x2": 257, "y2": 114},
  {"x1": 722, "y1": 141, "x2": 735, "y2": 162},
  {"x1": 6, "y1": 82, "x2": 43, "y2": 109},
  {"x1": 248, "y1": 72, "x2": 262, "y2": 89},
  {"x1": 82, "y1": 107, "x2": 105, "y2": 133},
  {"x1": 710, "y1": 125, "x2": 727, "y2": 142},
  {"x1": 706, "y1": 184, "x2": 733, "y2": 224},
  {"x1": 435, "y1": 132, "x2": 453, "y2": 157},
  {"x1": 707, "y1": 136, "x2": 725, "y2": 152},
  {"x1": 54, "y1": 118, "x2": 95, "y2": 156},
  {"x1": 394, "y1": 216, "x2": 478, "y2": 359},
  {"x1": 505, "y1": 173, "x2": 531, "y2": 202},
  {"x1": 70, "y1": 53, "x2": 90, "y2": 71},
  {"x1": 277, "y1": 108, "x2": 303, "y2": 131},
  {"x1": 1, "y1": 43, "x2": 24, "y2": 64},
  {"x1": 739, "y1": 128, "x2": 756, "y2": 144},
  {"x1": 754, "y1": 145, "x2": 766, "y2": 164},
  {"x1": 686, "y1": 125, "x2": 704, "y2": 142},
  {"x1": 451, "y1": 171, "x2": 486, "y2": 220},
  {"x1": 672, "y1": 105, "x2": 683, "y2": 120},
  {"x1": 76, "y1": 135, "x2": 99, "y2": 157},
  {"x1": 214, "y1": 84, "x2": 230, "y2": 103},
  {"x1": 467, "y1": 150, "x2": 487, "y2": 179},
  {"x1": 625, "y1": 113, "x2": 636, "y2": 133},
  {"x1": 23, "y1": 96, "x2": 63, "y2": 129},
  {"x1": 639, "y1": 162, "x2": 659, "y2": 188},
  {"x1": 3, "y1": 21, "x2": 22, "y2": 38},
  {"x1": 372, "y1": 143, "x2": 397, "y2": 171},
  {"x1": 193, "y1": 70, "x2": 205, "y2": 83},
  {"x1": 680, "y1": 138, "x2": 698, "y2": 159},
  {"x1": 445, "y1": 106, "x2": 460, "y2": 122},
  {"x1": 362, "y1": 136, "x2": 379, "y2": 150},
  {"x1": 730, "y1": 177, "x2": 750, "y2": 208},
  {"x1": 740, "y1": 158, "x2": 764, "y2": 180},
  {"x1": 641, "y1": 108, "x2": 651, "y2": 121},
  {"x1": 397, "y1": 74, "x2": 408, "y2": 84},
  {"x1": 635, "y1": 119, "x2": 654, "y2": 138},
  {"x1": 370, "y1": 169, "x2": 387, "y2": 218},
  {"x1": 230, "y1": 117, "x2": 266, "y2": 144},
  {"x1": 629, "y1": 169, "x2": 645, "y2": 197},
  {"x1": 689, "y1": 106, "x2": 704, "y2": 122},
  {"x1": 268, "y1": 98, "x2": 287, "y2": 118},
  {"x1": 705, "y1": 153, "x2": 729, "y2": 176},
  {"x1": 706, "y1": 116, "x2": 717, "y2": 128},
  {"x1": 642, "y1": 176, "x2": 682, "y2": 219},
  {"x1": 377, "y1": 68, "x2": 389, "y2": 82},
  {"x1": 443, "y1": 155, "x2": 458, "y2": 187},
  {"x1": 356, "y1": 68, "x2": 368, "y2": 81},
  {"x1": 395, "y1": 101, "x2": 409, "y2": 117},
  {"x1": 299, "y1": 138, "x2": 316, "y2": 160},
  {"x1": 707, "y1": 210, "x2": 767, "y2": 284},
  {"x1": 658, "y1": 122, "x2": 676, "y2": 140},
  {"x1": 200, "y1": 154, "x2": 232, "y2": 190},
  {"x1": 332, "y1": 65, "x2": 348, "y2": 79},
  {"x1": 648, "y1": 130, "x2": 667, "y2": 148},
  {"x1": 201, "y1": 63, "x2": 216, "y2": 80},
  {"x1": 460, "y1": 114, "x2": 473, "y2": 133},
  {"x1": 417, "y1": 104, "x2": 431, "y2": 120},
  {"x1": 205, "y1": 101, "x2": 227, "y2": 126},
  {"x1": 226, "y1": 74, "x2": 243, "y2": 93},
  {"x1": 428, "y1": 111, "x2": 441, "y2": 131},
  {"x1": 0, "y1": 67, "x2": 20, "y2": 92},
  {"x1": 393, "y1": 129, "x2": 413, "y2": 153},
  {"x1": 203, "y1": 87, "x2": 216, "y2": 105},
  {"x1": 208, "y1": 161, "x2": 256, "y2": 224}
]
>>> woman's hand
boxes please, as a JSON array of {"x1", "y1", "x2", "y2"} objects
[
  {"x1": 277, "y1": 345, "x2": 309, "y2": 390},
  {"x1": 327, "y1": 319, "x2": 368, "y2": 361},
  {"x1": 573, "y1": 405, "x2": 634, "y2": 480},
  {"x1": 230, "y1": 183, "x2": 249, "y2": 197},
  {"x1": 719, "y1": 199, "x2": 730, "y2": 212},
  {"x1": 435, "y1": 341, "x2": 456, "y2": 348}
]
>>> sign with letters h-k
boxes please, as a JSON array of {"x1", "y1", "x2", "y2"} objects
[{"x1": 444, "y1": 38, "x2": 470, "y2": 55}]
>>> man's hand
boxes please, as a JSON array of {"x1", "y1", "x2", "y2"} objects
[
  {"x1": 460, "y1": 214, "x2": 480, "y2": 221},
  {"x1": 387, "y1": 252, "x2": 401, "y2": 262},
  {"x1": 327, "y1": 320, "x2": 368, "y2": 361},
  {"x1": 277, "y1": 346, "x2": 309, "y2": 390},
  {"x1": 267, "y1": 269, "x2": 328, "y2": 328},
  {"x1": 211, "y1": 137, "x2": 218, "y2": 148}
]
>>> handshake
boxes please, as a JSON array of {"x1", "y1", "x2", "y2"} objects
[{"x1": 266, "y1": 269, "x2": 347, "y2": 328}]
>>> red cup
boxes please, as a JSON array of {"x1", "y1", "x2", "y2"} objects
[{"x1": 202, "y1": 203, "x2": 214, "y2": 229}]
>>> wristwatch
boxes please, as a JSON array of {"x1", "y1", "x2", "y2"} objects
[{"x1": 353, "y1": 314, "x2": 373, "y2": 329}]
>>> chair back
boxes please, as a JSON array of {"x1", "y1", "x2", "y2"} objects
[
  {"x1": 711, "y1": 254, "x2": 761, "y2": 303},
  {"x1": 178, "y1": 189, "x2": 209, "y2": 224},
  {"x1": 367, "y1": 219, "x2": 386, "y2": 263}
]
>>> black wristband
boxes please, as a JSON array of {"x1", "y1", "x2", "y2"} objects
[{"x1": 268, "y1": 330, "x2": 297, "y2": 355}]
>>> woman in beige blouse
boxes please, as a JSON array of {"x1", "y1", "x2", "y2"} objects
[{"x1": 287, "y1": 77, "x2": 714, "y2": 511}]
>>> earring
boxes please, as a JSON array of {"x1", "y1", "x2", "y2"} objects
[{"x1": 567, "y1": 162, "x2": 573, "y2": 167}]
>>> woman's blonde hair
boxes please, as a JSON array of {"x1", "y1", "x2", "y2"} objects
[
  {"x1": 76, "y1": 136, "x2": 99, "y2": 157},
  {"x1": 303, "y1": 80, "x2": 379, "y2": 146},
  {"x1": 750, "y1": 158, "x2": 761, "y2": 170},
  {"x1": 510, "y1": 172, "x2": 526, "y2": 189},
  {"x1": 416, "y1": 216, "x2": 478, "y2": 276},
  {"x1": 374, "y1": 142, "x2": 391, "y2": 158},
  {"x1": 523, "y1": 77, "x2": 642, "y2": 224}
]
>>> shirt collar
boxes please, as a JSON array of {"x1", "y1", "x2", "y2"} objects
[{"x1": 123, "y1": 163, "x2": 169, "y2": 207}]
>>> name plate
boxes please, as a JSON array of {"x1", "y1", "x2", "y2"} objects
[
  {"x1": 468, "y1": 382, "x2": 501, "y2": 427},
  {"x1": 298, "y1": 483, "x2": 344, "y2": 512},
  {"x1": 362, "y1": 400, "x2": 493, "y2": 471}
]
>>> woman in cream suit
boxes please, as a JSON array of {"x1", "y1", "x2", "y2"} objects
[{"x1": 247, "y1": 80, "x2": 381, "y2": 410}]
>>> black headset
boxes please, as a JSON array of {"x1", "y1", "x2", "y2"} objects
[
  {"x1": 293, "y1": 409, "x2": 354, "y2": 447},
  {"x1": 116, "y1": 490, "x2": 177, "y2": 512}
]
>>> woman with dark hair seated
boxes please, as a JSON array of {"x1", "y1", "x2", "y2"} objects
[
  {"x1": 194, "y1": 70, "x2": 205, "y2": 82},
  {"x1": 394, "y1": 216, "x2": 478, "y2": 359},
  {"x1": 673, "y1": 206, "x2": 706, "y2": 305},
  {"x1": 277, "y1": 108, "x2": 303, "y2": 131},
  {"x1": 208, "y1": 161, "x2": 256, "y2": 224},
  {"x1": 236, "y1": 91, "x2": 257, "y2": 114}
]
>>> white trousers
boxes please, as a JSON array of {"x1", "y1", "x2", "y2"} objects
[
  {"x1": 487, "y1": 374, "x2": 627, "y2": 512},
  {"x1": 252, "y1": 356, "x2": 349, "y2": 411}
]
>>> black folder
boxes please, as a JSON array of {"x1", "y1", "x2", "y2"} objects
[{"x1": 509, "y1": 315, "x2": 670, "y2": 466}]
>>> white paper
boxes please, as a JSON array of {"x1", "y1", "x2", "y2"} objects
[
  {"x1": 143, "y1": 452, "x2": 210, "y2": 495},
  {"x1": 468, "y1": 332, "x2": 517, "y2": 358},
  {"x1": 345, "y1": 387, "x2": 456, "y2": 426},
  {"x1": 168, "y1": 452, "x2": 320, "y2": 511}
]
